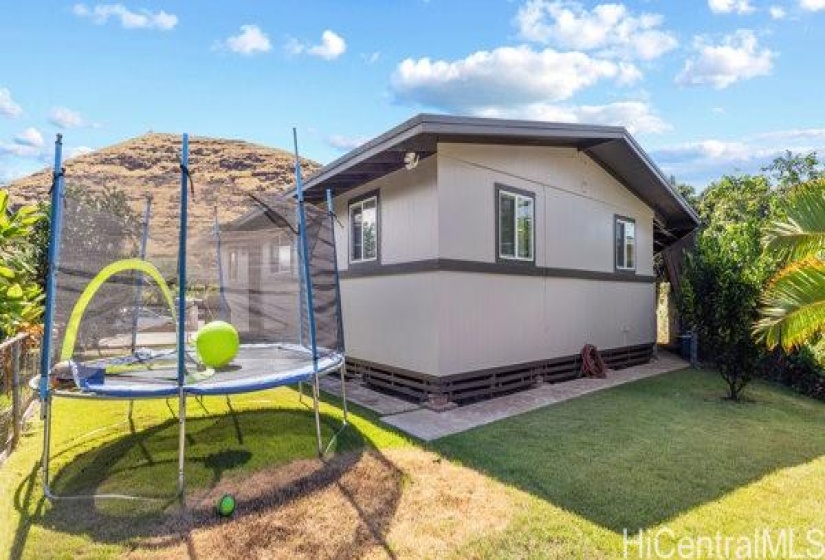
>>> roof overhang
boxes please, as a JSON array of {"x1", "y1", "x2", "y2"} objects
[{"x1": 301, "y1": 114, "x2": 700, "y2": 247}]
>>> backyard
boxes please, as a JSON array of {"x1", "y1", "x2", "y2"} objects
[{"x1": 1, "y1": 367, "x2": 824, "y2": 559}]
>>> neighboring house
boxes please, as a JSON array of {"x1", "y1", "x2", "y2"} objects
[
  {"x1": 294, "y1": 114, "x2": 699, "y2": 404},
  {"x1": 218, "y1": 213, "x2": 299, "y2": 338}
]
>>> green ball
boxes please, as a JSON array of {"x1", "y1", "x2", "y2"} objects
[
  {"x1": 216, "y1": 493, "x2": 235, "y2": 517},
  {"x1": 196, "y1": 321, "x2": 239, "y2": 368}
]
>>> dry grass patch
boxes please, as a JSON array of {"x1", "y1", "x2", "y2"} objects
[{"x1": 128, "y1": 448, "x2": 517, "y2": 560}]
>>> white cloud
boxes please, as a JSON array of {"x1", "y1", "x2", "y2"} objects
[
  {"x1": 288, "y1": 30, "x2": 347, "y2": 60},
  {"x1": 326, "y1": 134, "x2": 370, "y2": 151},
  {"x1": 801, "y1": 0, "x2": 825, "y2": 11},
  {"x1": 474, "y1": 100, "x2": 670, "y2": 135},
  {"x1": 48, "y1": 107, "x2": 85, "y2": 128},
  {"x1": 769, "y1": 5, "x2": 787, "y2": 18},
  {"x1": 676, "y1": 30, "x2": 775, "y2": 89},
  {"x1": 653, "y1": 128, "x2": 825, "y2": 185},
  {"x1": 223, "y1": 25, "x2": 272, "y2": 55},
  {"x1": 14, "y1": 128, "x2": 44, "y2": 148},
  {"x1": 0, "y1": 88, "x2": 22, "y2": 118},
  {"x1": 513, "y1": 0, "x2": 678, "y2": 60},
  {"x1": 72, "y1": 3, "x2": 177, "y2": 30},
  {"x1": 0, "y1": 143, "x2": 41, "y2": 159},
  {"x1": 708, "y1": 0, "x2": 755, "y2": 14},
  {"x1": 392, "y1": 45, "x2": 641, "y2": 111}
]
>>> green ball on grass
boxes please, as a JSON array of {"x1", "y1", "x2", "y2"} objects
[
  {"x1": 195, "y1": 320, "x2": 239, "y2": 368},
  {"x1": 216, "y1": 493, "x2": 236, "y2": 517}
]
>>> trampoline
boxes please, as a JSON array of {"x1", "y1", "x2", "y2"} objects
[{"x1": 37, "y1": 131, "x2": 349, "y2": 501}]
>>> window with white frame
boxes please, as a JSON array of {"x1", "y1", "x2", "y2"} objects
[
  {"x1": 349, "y1": 195, "x2": 378, "y2": 263},
  {"x1": 268, "y1": 236, "x2": 292, "y2": 274},
  {"x1": 228, "y1": 250, "x2": 239, "y2": 281},
  {"x1": 615, "y1": 216, "x2": 636, "y2": 271},
  {"x1": 498, "y1": 187, "x2": 534, "y2": 261}
]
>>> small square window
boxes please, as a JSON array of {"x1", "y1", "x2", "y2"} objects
[
  {"x1": 615, "y1": 216, "x2": 636, "y2": 271},
  {"x1": 497, "y1": 187, "x2": 534, "y2": 262},
  {"x1": 269, "y1": 235, "x2": 292, "y2": 274}
]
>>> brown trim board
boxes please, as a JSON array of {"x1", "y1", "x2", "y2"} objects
[{"x1": 339, "y1": 258, "x2": 656, "y2": 283}]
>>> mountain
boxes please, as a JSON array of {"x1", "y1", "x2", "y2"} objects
[{"x1": 3, "y1": 133, "x2": 321, "y2": 258}]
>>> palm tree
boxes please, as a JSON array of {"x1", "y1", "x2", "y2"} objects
[{"x1": 754, "y1": 181, "x2": 825, "y2": 350}]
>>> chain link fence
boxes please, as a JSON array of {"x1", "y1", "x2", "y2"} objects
[{"x1": 0, "y1": 333, "x2": 40, "y2": 459}]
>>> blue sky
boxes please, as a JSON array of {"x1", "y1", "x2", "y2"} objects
[{"x1": 1, "y1": 0, "x2": 824, "y2": 187}]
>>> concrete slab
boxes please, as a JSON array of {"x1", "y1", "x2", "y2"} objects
[
  {"x1": 381, "y1": 352, "x2": 689, "y2": 441},
  {"x1": 319, "y1": 376, "x2": 422, "y2": 416}
]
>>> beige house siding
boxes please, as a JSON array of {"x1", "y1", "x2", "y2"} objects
[
  {"x1": 333, "y1": 155, "x2": 438, "y2": 271},
  {"x1": 333, "y1": 142, "x2": 657, "y2": 378},
  {"x1": 437, "y1": 142, "x2": 654, "y2": 275},
  {"x1": 437, "y1": 273, "x2": 655, "y2": 376},
  {"x1": 340, "y1": 273, "x2": 440, "y2": 375}
]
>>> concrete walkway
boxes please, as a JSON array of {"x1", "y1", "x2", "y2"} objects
[{"x1": 321, "y1": 352, "x2": 689, "y2": 442}]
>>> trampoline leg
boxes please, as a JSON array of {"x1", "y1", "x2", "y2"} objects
[
  {"x1": 298, "y1": 381, "x2": 305, "y2": 405},
  {"x1": 127, "y1": 399, "x2": 134, "y2": 422},
  {"x1": 311, "y1": 374, "x2": 323, "y2": 457},
  {"x1": 340, "y1": 360, "x2": 349, "y2": 425},
  {"x1": 42, "y1": 396, "x2": 53, "y2": 498},
  {"x1": 177, "y1": 390, "x2": 186, "y2": 497}
]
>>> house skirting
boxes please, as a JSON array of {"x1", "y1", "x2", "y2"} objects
[{"x1": 346, "y1": 343, "x2": 655, "y2": 404}]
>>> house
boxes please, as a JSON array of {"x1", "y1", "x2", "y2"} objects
[{"x1": 297, "y1": 114, "x2": 699, "y2": 404}]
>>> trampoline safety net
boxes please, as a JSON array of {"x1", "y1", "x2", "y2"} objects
[{"x1": 48, "y1": 154, "x2": 343, "y2": 397}]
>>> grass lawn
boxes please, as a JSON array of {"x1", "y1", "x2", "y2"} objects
[{"x1": 1, "y1": 368, "x2": 825, "y2": 558}]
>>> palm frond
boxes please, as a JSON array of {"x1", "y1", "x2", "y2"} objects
[
  {"x1": 754, "y1": 258, "x2": 825, "y2": 350},
  {"x1": 763, "y1": 184, "x2": 825, "y2": 261}
]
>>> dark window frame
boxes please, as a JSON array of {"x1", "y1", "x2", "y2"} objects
[
  {"x1": 614, "y1": 214, "x2": 637, "y2": 273},
  {"x1": 495, "y1": 183, "x2": 536, "y2": 266},
  {"x1": 348, "y1": 189, "x2": 381, "y2": 268}
]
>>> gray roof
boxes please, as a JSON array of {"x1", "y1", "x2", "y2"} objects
[{"x1": 302, "y1": 113, "x2": 699, "y2": 243}]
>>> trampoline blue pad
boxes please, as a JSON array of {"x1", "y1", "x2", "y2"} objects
[{"x1": 64, "y1": 344, "x2": 343, "y2": 398}]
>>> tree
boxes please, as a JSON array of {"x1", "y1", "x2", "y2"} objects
[
  {"x1": 0, "y1": 191, "x2": 46, "y2": 340},
  {"x1": 763, "y1": 151, "x2": 822, "y2": 192},
  {"x1": 679, "y1": 174, "x2": 779, "y2": 400},
  {"x1": 755, "y1": 179, "x2": 825, "y2": 351}
]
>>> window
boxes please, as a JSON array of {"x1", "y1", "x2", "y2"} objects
[
  {"x1": 349, "y1": 195, "x2": 378, "y2": 263},
  {"x1": 268, "y1": 236, "x2": 292, "y2": 274},
  {"x1": 228, "y1": 250, "x2": 239, "y2": 281},
  {"x1": 615, "y1": 216, "x2": 636, "y2": 271},
  {"x1": 497, "y1": 187, "x2": 534, "y2": 261}
]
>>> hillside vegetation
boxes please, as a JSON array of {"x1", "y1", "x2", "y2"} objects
[{"x1": 4, "y1": 133, "x2": 320, "y2": 258}]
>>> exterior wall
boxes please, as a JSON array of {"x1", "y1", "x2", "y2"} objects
[
  {"x1": 340, "y1": 274, "x2": 440, "y2": 375},
  {"x1": 437, "y1": 143, "x2": 654, "y2": 275},
  {"x1": 334, "y1": 143, "x2": 657, "y2": 379},
  {"x1": 333, "y1": 155, "x2": 438, "y2": 272},
  {"x1": 437, "y1": 273, "x2": 655, "y2": 375},
  {"x1": 434, "y1": 143, "x2": 656, "y2": 376},
  {"x1": 333, "y1": 156, "x2": 440, "y2": 373}
]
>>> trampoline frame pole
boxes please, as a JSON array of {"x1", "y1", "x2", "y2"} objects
[
  {"x1": 177, "y1": 388, "x2": 186, "y2": 495},
  {"x1": 39, "y1": 134, "x2": 64, "y2": 404},
  {"x1": 326, "y1": 188, "x2": 348, "y2": 425},
  {"x1": 293, "y1": 128, "x2": 323, "y2": 456},
  {"x1": 176, "y1": 133, "x2": 190, "y2": 493},
  {"x1": 40, "y1": 135, "x2": 64, "y2": 497}
]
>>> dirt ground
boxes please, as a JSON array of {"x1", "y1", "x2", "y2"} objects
[{"x1": 127, "y1": 448, "x2": 518, "y2": 560}]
